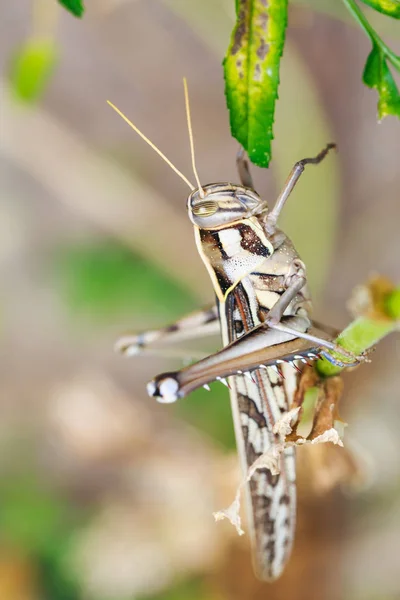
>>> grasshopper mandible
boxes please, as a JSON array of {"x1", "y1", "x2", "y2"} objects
[{"x1": 109, "y1": 81, "x2": 361, "y2": 580}]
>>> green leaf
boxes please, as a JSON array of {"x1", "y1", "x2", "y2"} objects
[
  {"x1": 54, "y1": 242, "x2": 196, "y2": 323},
  {"x1": 359, "y1": 0, "x2": 400, "y2": 18},
  {"x1": 343, "y1": 0, "x2": 400, "y2": 119},
  {"x1": 223, "y1": 0, "x2": 289, "y2": 167},
  {"x1": 9, "y1": 39, "x2": 58, "y2": 103},
  {"x1": 363, "y1": 43, "x2": 400, "y2": 118},
  {"x1": 58, "y1": 0, "x2": 85, "y2": 17}
]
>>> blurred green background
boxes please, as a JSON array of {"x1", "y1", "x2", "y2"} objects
[{"x1": 0, "y1": 1, "x2": 399, "y2": 599}]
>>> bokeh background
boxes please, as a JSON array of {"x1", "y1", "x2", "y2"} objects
[{"x1": 1, "y1": 1, "x2": 399, "y2": 599}]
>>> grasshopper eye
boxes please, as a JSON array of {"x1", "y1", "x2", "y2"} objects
[{"x1": 192, "y1": 201, "x2": 219, "y2": 217}]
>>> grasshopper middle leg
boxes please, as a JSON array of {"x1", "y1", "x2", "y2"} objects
[{"x1": 115, "y1": 305, "x2": 219, "y2": 356}]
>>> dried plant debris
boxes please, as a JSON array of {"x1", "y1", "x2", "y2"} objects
[{"x1": 213, "y1": 369, "x2": 346, "y2": 535}]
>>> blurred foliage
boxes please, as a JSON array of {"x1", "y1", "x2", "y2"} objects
[
  {"x1": 360, "y1": 0, "x2": 400, "y2": 18},
  {"x1": 385, "y1": 287, "x2": 400, "y2": 318},
  {"x1": 344, "y1": 0, "x2": 400, "y2": 118},
  {"x1": 58, "y1": 0, "x2": 85, "y2": 18},
  {"x1": 140, "y1": 578, "x2": 214, "y2": 600},
  {"x1": 9, "y1": 38, "x2": 58, "y2": 103},
  {"x1": 54, "y1": 242, "x2": 196, "y2": 323},
  {"x1": 175, "y1": 385, "x2": 236, "y2": 450},
  {"x1": 0, "y1": 471, "x2": 222, "y2": 600},
  {"x1": 0, "y1": 477, "x2": 69, "y2": 553},
  {"x1": 0, "y1": 473, "x2": 82, "y2": 600},
  {"x1": 223, "y1": 0, "x2": 288, "y2": 167}
]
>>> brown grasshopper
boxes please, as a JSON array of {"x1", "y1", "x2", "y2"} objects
[{"x1": 109, "y1": 84, "x2": 361, "y2": 580}]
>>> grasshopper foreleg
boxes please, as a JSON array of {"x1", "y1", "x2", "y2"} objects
[{"x1": 266, "y1": 144, "x2": 336, "y2": 233}]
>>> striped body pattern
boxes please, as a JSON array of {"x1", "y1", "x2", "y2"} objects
[
  {"x1": 227, "y1": 314, "x2": 297, "y2": 580},
  {"x1": 196, "y1": 210, "x2": 310, "y2": 579}
]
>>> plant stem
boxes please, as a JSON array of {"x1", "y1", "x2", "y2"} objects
[
  {"x1": 342, "y1": 0, "x2": 400, "y2": 69},
  {"x1": 316, "y1": 285, "x2": 400, "y2": 378}
]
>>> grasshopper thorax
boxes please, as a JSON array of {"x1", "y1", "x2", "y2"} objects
[{"x1": 187, "y1": 183, "x2": 265, "y2": 230}]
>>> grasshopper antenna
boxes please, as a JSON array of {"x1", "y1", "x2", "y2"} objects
[
  {"x1": 183, "y1": 78, "x2": 205, "y2": 197},
  {"x1": 107, "y1": 100, "x2": 195, "y2": 191}
]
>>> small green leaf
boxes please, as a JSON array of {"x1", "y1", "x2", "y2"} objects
[
  {"x1": 58, "y1": 0, "x2": 85, "y2": 17},
  {"x1": 343, "y1": 0, "x2": 400, "y2": 119},
  {"x1": 359, "y1": 0, "x2": 400, "y2": 18},
  {"x1": 224, "y1": 0, "x2": 289, "y2": 167},
  {"x1": 10, "y1": 39, "x2": 58, "y2": 103},
  {"x1": 363, "y1": 43, "x2": 400, "y2": 118}
]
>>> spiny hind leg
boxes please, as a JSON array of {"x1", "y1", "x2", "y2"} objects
[
  {"x1": 147, "y1": 316, "x2": 362, "y2": 403},
  {"x1": 147, "y1": 315, "x2": 316, "y2": 402},
  {"x1": 116, "y1": 305, "x2": 219, "y2": 356},
  {"x1": 269, "y1": 322, "x2": 363, "y2": 367}
]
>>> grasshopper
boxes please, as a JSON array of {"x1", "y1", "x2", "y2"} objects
[{"x1": 109, "y1": 83, "x2": 361, "y2": 581}]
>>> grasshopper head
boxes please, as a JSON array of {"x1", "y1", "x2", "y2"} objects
[{"x1": 187, "y1": 183, "x2": 265, "y2": 229}]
